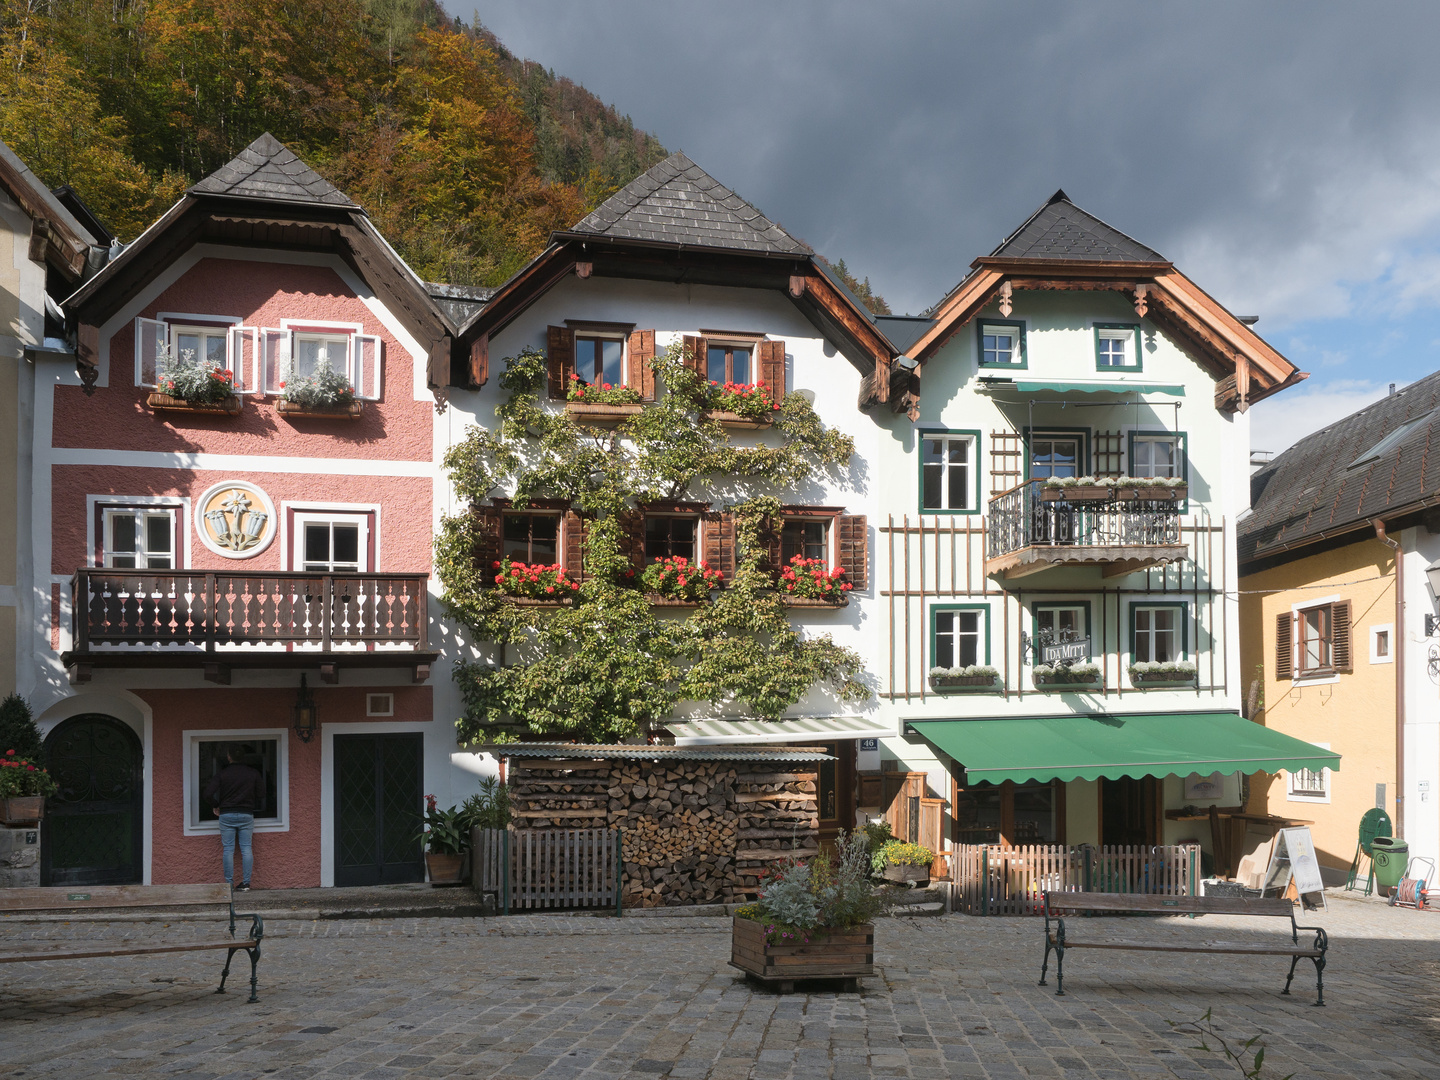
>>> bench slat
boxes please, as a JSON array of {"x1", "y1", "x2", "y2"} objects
[
  {"x1": 1054, "y1": 939, "x2": 1321, "y2": 957},
  {"x1": 1044, "y1": 891, "x2": 1293, "y2": 918},
  {"x1": 0, "y1": 939, "x2": 255, "y2": 963},
  {"x1": 0, "y1": 884, "x2": 233, "y2": 912}
]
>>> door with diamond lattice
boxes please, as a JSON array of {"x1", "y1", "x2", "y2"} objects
[
  {"x1": 333, "y1": 733, "x2": 424, "y2": 886},
  {"x1": 41, "y1": 714, "x2": 143, "y2": 886}
]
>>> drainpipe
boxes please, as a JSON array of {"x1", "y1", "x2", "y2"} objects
[{"x1": 1373, "y1": 519, "x2": 1405, "y2": 838}]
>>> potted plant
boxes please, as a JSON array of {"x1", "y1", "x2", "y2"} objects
[
  {"x1": 778, "y1": 555, "x2": 852, "y2": 604},
  {"x1": 872, "y1": 839, "x2": 936, "y2": 885},
  {"x1": 1037, "y1": 476, "x2": 1112, "y2": 503},
  {"x1": 417, "y1": 794, "x2": 467, "y2": 885},
  {"x1": 278, "y1": 359, "x2": 363, "y2": 419},
  {"x1": 1033, "y1": 661, "x2": 1102, "y2": 687},
  {"x1": 730, "y1": 831, "x2": 882, "y2": 991},
  {"x1": 928, "y1": 664, "x2": 1000, "y2": 691},
  {"x1": 565, "y1": 374, "x2": 644, "y2": 423},
  {"x1": 705, "y1": 380, "x2": 780, "y2": 428},
  {"x1": 1129, "y1": 660, "x2": 1198, "y2": 685},
  {"x1": 149, "y1": 346, "x2": 242, "y2": 415},
  {"x1": 642, "y1": 555, "x2": 724, "y2": 602},
  {"x1": 1113, "y1": 476, "x2": 1188, "y2": 501},
  {"x1": 490, "y1": 558, "x2": 580, "y2": 602},
  {"x1": 1, "y1": 749, "x2": 58, "y2": 826}
]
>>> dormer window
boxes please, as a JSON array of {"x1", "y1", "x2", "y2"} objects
[
  {"x1": 1094, "y1": 324, "x2": 1141, "y2": 370},
  {"x1": 978, "y1": 321, "x2": 1025, "y2": 368}
]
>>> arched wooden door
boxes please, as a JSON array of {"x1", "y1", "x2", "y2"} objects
[{"x1": 41, "y1": 714, "x2": 144, "y2": 886}]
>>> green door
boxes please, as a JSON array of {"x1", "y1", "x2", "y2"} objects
[
  {"x1": 41, "y1": 715, "x2": 143, "y2": 886},
  {"x1": 333, "y1": 732, "x2": 424, "y2": 886}
]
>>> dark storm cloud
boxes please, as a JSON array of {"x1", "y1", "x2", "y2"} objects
[{"x1": 461, "y1": 1, "x2": 1440, "y2": 324}]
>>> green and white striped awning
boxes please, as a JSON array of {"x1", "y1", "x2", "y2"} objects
[{"x1": 666, "y1": 716, "x2": 892, "y2": 745}]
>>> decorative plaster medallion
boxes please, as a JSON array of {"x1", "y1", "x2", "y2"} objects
[{"x1": 195, "y1": 481, "x2": 277, "y2": 559}]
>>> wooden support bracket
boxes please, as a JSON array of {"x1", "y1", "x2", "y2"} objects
[
  {"x1": 67, "y1": 663, "x2": 92, "y2": 686},
  {"x1": 575, "y1": 261, "x2": 593, "y2": 279},
  {"x1": 320, "y1": 662, "x2": 339, "y2": 685},
  {"x1": 413, "y1": 662, "x2": 431, "y2": 684},
  {"x1": 203, "y1": 662, "x2": 231, "y2": 685}
]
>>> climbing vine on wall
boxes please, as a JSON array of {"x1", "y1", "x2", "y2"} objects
[{"x1": 435, "y1": 344, "x2": 870, "y2": 744}]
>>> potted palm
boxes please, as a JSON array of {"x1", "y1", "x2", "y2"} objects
[
  {"x1": 417, "y1": 795, "x2": 467, "y2": 885},
  {"x1": 1, "y1": 749, "x2": 58, "y2": 826}
]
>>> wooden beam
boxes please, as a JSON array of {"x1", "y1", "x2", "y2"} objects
[
  {"x1": 909, "y1": 267, "x2": 1006, "y2": 362},
  {"x1": 320, "y1": 662, "x2": 339, "y2": 685},
  {"x1": 413, "y1": 662, "x2": 431, "y2": 684},
  {"x1": 469, "y1": 333, "x2": 488, "y2": 388},
  {"x1": 203, "y1": 662, "x2": 231, "y2": 685},
  {"x1": 575, "y1": 261, "x2": 593, "y2": 279}
]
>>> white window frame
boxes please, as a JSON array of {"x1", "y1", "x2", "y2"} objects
[
  {"x1": 979, "y1": 322, "x2": 1022, "y2": 366},
  {"x1": 1035, "y1": 604, "x2": 1088, "y2": 656},
  {"x1": 1096, "y1": 325, "x2": 1139, "y2": 368},
  {"x1": 136, "y1": 313, "x2": 260, "y2": 392},
  {"x1": 292, "y1": 511, "x2": 370, "y2": 573},
  {"x1": 921, "y1": 433, "x2": 976, "y2": 511},
  {"x1": 366, "y1": 693, "x2": 395, "y2": 717},
  {"x1": 1029, "y1": 434, "x2": 1084, "y2": 480},
  {"x1": 1289, "y1": 593, "x2": 1341, "y2": 685},
  {"x1": 934, "y1": 608, "x2": 984, "y2": 669},
  {"x1": 87, "y1": 495, "x2": 192, "y2": 569},
  {"x1": 1133, "y1": 605, "x2": 1185, "y2": 663},
  {"x1": 1287, "y1": 742, "x2": 1331, "y2": 804},
  {"x1": 779, "y1": 517, "x2": 831, "y2": 565},
  {"x1": 267, "y1": 319, "x2": 383, "y2": 401},
  {"x1": 1131, "y1": 434, "x2": 1184, "y2": 479},
  {"x1": 182, "y1": 727, "x2": 290, "y2": 835},
  {"x1": 101, "y1": 506, "x2": 181, "y2": 570},
  {"x1": 1370, "y1": 623, "x2": 1394, "y2": 665}
]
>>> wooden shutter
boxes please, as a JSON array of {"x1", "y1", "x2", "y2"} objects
[
  {"x1": 135, "y1": 317, "x2": 166, "y2": 388},
  {"x1": 837, "y1": 515, "x2": 868, "y2": 590},
  {"x1": 627, "y1": 329, "x2": 656, "y2": 400},
  {"x1": 469, "y1": 334, "x2": 488, "y2": 389},
  {"x1": 1331, "y1": 600, "x2": 1353, "y2": 673},
  {"x1": 759, "y1": 339, "x2": 786, "y2": 395},
  {"x1": 682, "y1": 335, "x2": 709, "y2": 378},
  {"x1": 227, "y1": 326, "x2": 259, "y2": 394},
  {"x1": 702, "y1": 511, "x2": 736, "y2": 581},
  {"x1": 760, "y1": 516, "x2": 782, "y2": 576},
  {"x1": 1275, "y1": 611, "x2": 1293, "y2": 681},
  {"x1": 474, "y1": 505, "x2": 503, "y2": 579},
  {"x1": 547, "y1": 325, "x2": 574, "y2": 399},
  {"x1": 562, "y1": 511, "x2": 587, "y2": 581},
  {"x1": 617, "y1": 509, "x2": 647, "y2": 571}
]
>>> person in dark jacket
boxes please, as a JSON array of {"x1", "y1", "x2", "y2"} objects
[{"x1": 202, "y1": 746, "x2": 266, "y2": 891}]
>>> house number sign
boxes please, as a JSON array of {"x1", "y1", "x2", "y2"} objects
[{"x1": 195, "y1": 480, "x2": 277, "y2": 559}]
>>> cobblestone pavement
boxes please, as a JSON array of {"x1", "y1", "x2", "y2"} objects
[{"x1": 0, "y1": 892, "x2": 1436, "y2": 1080}]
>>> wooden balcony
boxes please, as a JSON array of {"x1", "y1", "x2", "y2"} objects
[
  {"x1": 985, "y1": 482, "x2": 1186, "y2": 580},
  {"x1": 64, "y1": 569, "x2": 436, "y2": 685}
]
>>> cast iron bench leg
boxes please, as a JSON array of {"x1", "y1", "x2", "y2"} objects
[
  {"x1": 1312, "y1": 953, "x2": 1325, "y2": 1007},
  {"x1": 217, "y1": 947, "x2": 241, "y2": 995},
  {"x1": 1054, "y1": 944, "x2": 1065, "y2": 996},
  {"x1": 247, "y1": 945, "x2": 261, "y2": 1004},
  {"x1": 1039, "y1": 935, "x2": 1052, "y2": 986},
  {"x1": 1282, "y1": 954, "x2": 1300, "y2": 996}
]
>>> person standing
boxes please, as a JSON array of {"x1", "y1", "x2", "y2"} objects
[{"x1": 203, "y1": 745, "x2": 265, "y2": 891}]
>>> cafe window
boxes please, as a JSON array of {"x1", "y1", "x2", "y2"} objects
[
  {"x1": 644, "y1": 516, "x2": 696, "y2": 561},
  {"x1": 932, "y1": 605, "x2": 988, "y2": 668},
  {"x1": 184, "y1": 728, "x2": 288, "y2": 834},
  {"x1": 502, "y1": 512, "x2": 559, "y2": 565},
  {"x1": 101, "y1": 506, "x2": 180, "y2": 569},
  {"x1": 952, "y1": 779, "x2": 1061, "y2": 846},
  {"x1": 780, "y1": 519, "x2": 828, "y2": 564}
]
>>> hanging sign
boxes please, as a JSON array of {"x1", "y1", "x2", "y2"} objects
[
  {"x1": 1041, "y1": 637, "x2": 1091, "y2": 664},
  {"x1": 1261, "y1": 826, "x2": 1327, "y2": 911}
]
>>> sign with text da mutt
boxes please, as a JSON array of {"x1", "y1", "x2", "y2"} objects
[{"x1": 1041, "y1": 637, "x2": 1091, "y2": 664}]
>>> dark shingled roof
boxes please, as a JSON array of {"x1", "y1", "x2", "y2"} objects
[
  {"x1": 189, "y1": 133, "x2": 356, "y2": 207},
  {"x1": 570, "y1": 151, "x2": 811, "y2": 255},
  {"x1": 1240, "y1": 371, "x2": 1440, "y2": 566},
  {"x1": 991, "y1": 190, "x2": 1166, "y2": 263},
  {"x1": 426, "y1": 282, "x2": 493, "y2": 327},
  {"x1": 873, "y1": 315, "x2": 936, "y2": 354}
]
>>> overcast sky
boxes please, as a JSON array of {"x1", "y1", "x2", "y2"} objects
[{"x1": 456, "y1": 1, "x2": 1440, "y2": 453}]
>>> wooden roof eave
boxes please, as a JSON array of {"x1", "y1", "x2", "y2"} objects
[
  {"x1": 0, "y1": 149, "x2": 94, "y2": 281},
  {"x1": 907, "y1": 267, "x2": 1007, "y2": 362}
]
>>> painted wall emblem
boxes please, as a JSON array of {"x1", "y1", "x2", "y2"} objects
[{"x1": 195, "y1": 481, "x2": 277, "y2": 559}]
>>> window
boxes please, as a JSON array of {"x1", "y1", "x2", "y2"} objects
[
  {"x1": 502, "y1": 513, "x2": 559, "y2": 564},
  {"x1": 1300, "y1": 606, "x2": 1330, "y2": 672},
  {"x1": 1030, "y1": 436, "x2": 1083, "y2": 479},
  {"x1": 1094, "y1": 324, "x2": 1140, "y2": 370},
  {"x1": 933, "y1": 606, "x2": 987, "y2": 668},
  {"x1": 707, "y1": 343, "x2": 752, "y2": 384},
  {"x1": 1277, "y1": 600, "x2": 1352, "y2": 679},
  {"x1": 135, "y1": 316, "x2": 258, "y2": 391},
  {"x1": 1131, "y1": 434, "x2": 1183, "y2": 478},
  {"x1": 1133, "y1": 605, "x2": 1184, "y2": 663},
  {"x1": 183, "y1": 728, "x2": 289, "y2": 835},
  {"x1": 953, "y1": 779, "x2": 1060, "y2": 845},
  {"x1": 1371, "y1": 624, "x2": 1394, "y2": 665},
  {"x1": 645, "y1": 516, "x2": 696, "y2": 561},
  {"x1": 1287, "y1": 744, "x2": 1331, "y2": 803},
  {"x1": 293, "y1": 333, "x2": 350, "y2": 380},
  {"x1": 366, "y1": 693, "x2": 394, "y2": 717},
  {"x1": 103, "y1": 507, "x2": 178, "y2": 569},
  {"x1": 575, "y1": 335, "x2": 625, "y2": 387},
  {"x1": 978, "y1": 321, "x2": 1025, "y2": 367},
  {"x1": 781, "y1": 520, "x2": 828, "y2": 564},
  {"x1": 1034, "y1": 604, "x2": 1089, "y2": 657},
  {"x1": 921, "y1": 433, "x2": 977, "y2": 512},
  {"x1": 173, "y1": 326, "x2": 228, "y2": 369},
  {"x1": 302, "y1": 521, "x2": 361, "y2": 572}
]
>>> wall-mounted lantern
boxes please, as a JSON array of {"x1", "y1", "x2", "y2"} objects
[{"x1": 293, "y1": 674, "x2": 317, "y2": 743}]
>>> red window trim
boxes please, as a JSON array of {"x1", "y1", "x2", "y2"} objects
[
  {"x1": 284, "y1": 507, "x2": 378, "y2": 572},
  {"x1": 92, "y1": 501, "x2": 186, "y2": 570}
]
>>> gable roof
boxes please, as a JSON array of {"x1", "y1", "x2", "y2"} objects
[
  {"x1": 189, "y1": 133, "x2": 356, "y2": 208},
  {"x1": 0, "y1": 138, "x2": 104, "y2": 283},
  {"x1": 566, "y1": 152, "x2": 811, "y2": 256},
  {"x1": 1240, "y1": 373, "x2": 1440, "y2": 568},
  {"x1": 991, "y1": 189, "x2": 1166, "y2": 263}
]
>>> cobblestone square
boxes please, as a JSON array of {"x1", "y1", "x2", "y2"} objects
[{"x1": 0, "y1": 893, "x2": 1435, "y2": 1080}]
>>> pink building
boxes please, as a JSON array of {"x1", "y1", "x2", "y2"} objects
[{"x1": 33, "y1": 136, "x2": 464, "y2": 888}]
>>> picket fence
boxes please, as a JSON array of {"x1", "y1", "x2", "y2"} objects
[
  {"x1": 472, "y1": 827, "x2": 623, "y2": 915},
  {"x1": 950, "y1": 844, "x2": 1199, "y2": 916}
]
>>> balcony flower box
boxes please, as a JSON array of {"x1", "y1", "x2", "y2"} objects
[
  {"x1": 729, "y1": 917, "x2": 874, "y2": 990},
  {"x1": 147, "y1": 391, "x2": 243, "y2": 416},
  {"x1": 928, "y1": 665, "x2": 1000, "y2": 692},
  {"x1": 565, "y1": 402, "x2": 645, "y2": 425},
  {"x1": 1039, "y1": 484, "x2": 1110, "y2": 503},
  {"x1": 782, "y1": 595, "x2": 849, "y2": 608},
  {"x1": 1128, "y1": 661, "x2": 1198, "y2": 686},
  {"x1": 705, "y1": 410, "x2": 773, "y2": 430},
  {"x1": 276, "y1": 400, "x2": 365, "y2": 421},
  {"x1": 1115, "y1": 483, "x2": 1187, "y2": 502},
  {"x1": 1033, "y1": 662, "x2": 1102, "y2": 688}
]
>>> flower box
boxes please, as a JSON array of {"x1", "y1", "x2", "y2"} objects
[
  {"x1": 425, "y1": 852, "x2": 465, "y2": 886},
  {"x1": 705, "y1": 410, "x2": 773, "y2": 430},
  {"x1": 1039, "y1": 485, "x2": 1110, "y2": 503},
  {"x1": 929, "y1": 674, "x2": 999, "y2": 691},
  {"x1": 1034, "y1": 671, "x2": 1102, "y2": 688},
  {"x1": 565, "y1": 402, "x2": 644, "y2": 425},
  {"x1": 146, "y1": 392, "x2": 242, "y2": 416},
  {"x1": 646, "y1": 594, "x2": 704, "y2": 607},
  {"x1": 1, "y1": 796, "x2": 43, "y2": 826},
  {"x1": 729, "y1": 916, "x2": 874, "y2": 990},
  {"x1": 503, "y1": 596, "x2": 574, "y2": 607},
  {"x1": 882, "y1": 862, "x2": 931, "y2": 885},
  {"x1": 1128, "y1": 667, "x2": 1198, "y2": 686},
  {"x1": 1115, "y1": 485, "x2": 1187, "y2": 501},
  {"x1": 277, "y1": 400, "x2": 364, "y2": 421},
  {"x1": 781, "y1": 596, "x2": 849, "y2": 608}
]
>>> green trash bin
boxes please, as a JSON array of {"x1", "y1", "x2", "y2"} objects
[{"x1": 1372, "y1": 836, "x2": 1409, "y2": 892}]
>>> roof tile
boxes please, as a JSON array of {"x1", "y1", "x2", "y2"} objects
[
  {"x1": 991, "y1": 189, "x2": 1166, "y2": 263},
  {"x1": 189, "y1": 133, "x2": 356, "y2": 208}
]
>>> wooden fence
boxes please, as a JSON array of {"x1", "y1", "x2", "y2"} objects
[
  {"x1": 472, "y1": 827, "x2": 623, "y2": 915},
  {"x1": 950, "y1": 843, "x2": 1199, "y2": 915}
]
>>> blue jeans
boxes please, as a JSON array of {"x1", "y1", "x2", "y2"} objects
[{"x1": 218, "y1": 812, "x2": 254, "y2": 885}]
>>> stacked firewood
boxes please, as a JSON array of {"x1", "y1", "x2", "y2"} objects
[{"x1": 507, "y1": 754, "x2": 820, "y2": 907}]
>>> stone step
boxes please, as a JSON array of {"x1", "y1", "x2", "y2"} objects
[{"x1": 890, "y1": 902, "x2": 947, "y2": 917}]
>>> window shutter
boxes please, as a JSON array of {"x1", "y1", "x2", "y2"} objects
[
  {"x1": 682, "y1": 335, "x2": 708, "y2": 378},
  {"x1": 563, "y1": 510, "x2": 587, "y2": 581},
  {"x1": 627, "y1": 329, "x2": 656, "y2": 400},
  {"x1": 1331, "y1": 600, "x2": 1353, "y2": 673},
  {"x1": 135, "y1": 317, "x2": 166, "y2": 388},
  {"x1": 761, "y1": 516, "x2": 782, "y2": 576},
  {"x1": 469, "y1": 333, "x2": 488, "y2": 389},
  {"x1": 759, "y1": 339, "x2": 786, "y2": 395},
  {"x1": 261, "y1": 328, "x2": 290, "y2": 394},
  {"x1": 837, "y1": 515, "x2": 868, "y2": 590},
  {"x1": 1275, "y1": 611, "x2": 1293, "y2": 681},
  {"x1": 702, "y1": 510, "x2": 736, "y2": 581},
  {"x1": 355, "y1": 335, "x2": 383, "y2": 400},
  {"x1": 474, "y1": 505, "x2": 503, "y2": 579},
  {"x1": 547, "y1": 325, "x2": 574, "y2": 399},
  {"x1": 227, "y1": 326, "x2": 259, "y2": 394}
]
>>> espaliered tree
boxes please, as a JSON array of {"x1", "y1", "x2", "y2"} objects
[{"x1": 436, "y1": 344, "x2": 870, "y2": 744}]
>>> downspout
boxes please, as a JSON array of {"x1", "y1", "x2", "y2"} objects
[{"x1": 1373, "y1": 519, "x2": 1405, "y2": 838}]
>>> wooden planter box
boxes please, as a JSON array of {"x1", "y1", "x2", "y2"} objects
[
  {"x1": 277, "y1": 399, "x2": 364, "y2": 421},
  {"x1": 882, "y1": 862, "x2": 931, "y2": 885},
  {"x1": 729, "y1": 917, "x2": 874, "y2": 991},
  {"x1": 1, "y1": 797, "x2": 44, "y2": 826},
  {"x1": 1034, "y1": 673, "x2": 1101, "y2": 689},
  {"x1": 146, "y1": 392, "x2": 242, "y2": 416},
  {"x1": 705, "y1": 410, "x2": 773, "y2": 430},
  {"x1": 425, "y1": 852, "x2": 465, "y2": 885},
  {"x1": 646, "y1": 593, "x2": 707, "y2": 607},
  {"x1": 566, "y1": 402, "x2": 644, "y2": 425},
  {"x1": 1129, "y1": 669, "x2": 1197, "y2": 686},
  {"x1": 781, "y1": 595, "x2": 849, "y2": 608},
  {"x1": 929, "y1": 675, "x2": 998, "y2": 691},
  {"x1": 1039, "y1": 485, "x2": 1110, "y2": 503},
  {"x1": 500, "y1": 595, "x2": 574, "y2": 606},
  {"x1": 1115, "y1": 485, "x2": 1186, "y2": 502}
]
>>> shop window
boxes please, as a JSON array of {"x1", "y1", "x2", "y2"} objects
[
  {"x1": 932, "y1": 606, "x2": 988, "y2": 668},
  {"x1": 781, "y1": 519, "x2": 828, "y2": 563},
  {"x1": 952, "y1": 780, "x2": 1061, "y2": 846},
  {"x1": 1033, "y1": 603, "x2": 1089, "y2": 656},
  {"x1": 184, "y1": 728, "x2": 288, "y2": 834},
  {"x1": 502, "y1": 512, "x2": 559, "y2": 564},
  {"x1": 921, "y1": 432, "x2": 978, "y2": 512},
  {"x1": 645, "y1": 516, "x2": 697, "y2": 561},
  {"x1": 101, "y1": 506, "x2": 180, "y2": 569},
  {"x1": 1011, "y1": 783, "x2": 1057, "y2": 844},
  {"x1": 1132, "y1": 604, "x2": 1186, "y2": 663}
]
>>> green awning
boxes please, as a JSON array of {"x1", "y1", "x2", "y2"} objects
[
  {"x1": 1010, "y1": 380, "x2": 1186, "y2": 396},
  {"x1": 908, "y1": 713, "x2": 1340, "y2": 784}
]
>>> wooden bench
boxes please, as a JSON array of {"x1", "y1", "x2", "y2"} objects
[
  {"x1": 1040, "y1": 891, "x2": 1328, "y2": 1006},
  {"x1": 0, "y1": 884, "x2": 264, "y2": 1003}
]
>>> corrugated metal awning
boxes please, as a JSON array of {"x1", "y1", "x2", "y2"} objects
[
  {"x1": 486, "y1": 743, "x2": 835, "y2": 762},
  {"x1": 666, "y1": 716, "x2": 892, "y2": 745}
]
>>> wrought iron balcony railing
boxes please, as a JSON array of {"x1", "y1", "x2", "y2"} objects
[{"x1": 986, "y1": 482, "x2": 1184, "y2": 577}]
